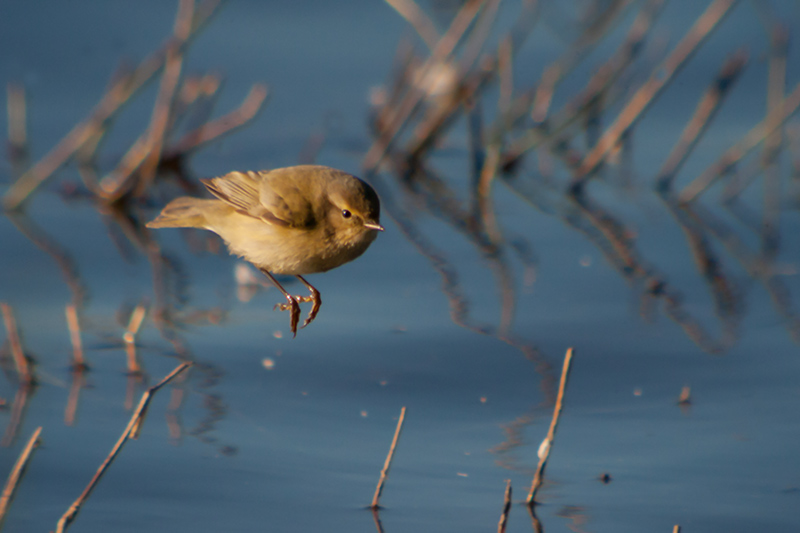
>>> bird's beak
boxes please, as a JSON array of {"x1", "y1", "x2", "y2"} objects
[{"x1": 364, "y1": 222, "x2": 385, "y2": 232}]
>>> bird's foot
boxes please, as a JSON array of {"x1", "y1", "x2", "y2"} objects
[
  {"x1": 275, "y1": 297, "x2": 302, "y2": 337},
  {"x1": 299, "y1": 286, "x2": 321, "y2": 329},
  {"x1": 274, "y1": 288, "x2": 321, "y2": 335}
]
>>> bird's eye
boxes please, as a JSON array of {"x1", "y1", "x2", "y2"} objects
[{"x1": 341, "y1": 209, "x2": 352, "y2": 219}]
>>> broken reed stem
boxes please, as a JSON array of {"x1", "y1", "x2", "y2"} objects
[
  {"x1": 527, "y1": 347, "x2": 574, "y2": 505},
  {"x1": 573, "y1": 0, "x2": 738, "y2": 187},
  {"x1": 125, "y1": 304, "x2": 148, "y2": 342},
  {"x1": 0, "y1": 303, "x2": 32, "y2": 385},
  {"x1": 497, "y1": 479, "x2": 512, "y2": 533},
  {"x1": 370, "y1": 406, "x2": 406, "y2": 509},
  {"x1": 65, "y1": 304, "x2": 86, "y2": 369},
  {"x1": 0, "y1": 426, "x2": 42, "y2": 529},
  {"x1": 55, "y1": 362, "x2": 192, "y2": 533},
  {"x1": 124, "y1": 304, "x2": 147, "y2": 374}
]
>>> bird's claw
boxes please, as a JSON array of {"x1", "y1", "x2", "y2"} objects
[
  {"x1": 274, "y1": 290, "x2": 321, "y2": 335},
  {"x1": 274, "y1": 298, "x2": 302, "y2": 337},
  {"x1": 301, "y1": 294, "x2": 321, "y2": 329},
  {"x1": 299, "y1": 286, "x2": 321, "y2": 329}
]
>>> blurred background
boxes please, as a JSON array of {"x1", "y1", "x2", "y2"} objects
[{"x1": 1, "y1": 1, "x2": 799, "y2": 531}]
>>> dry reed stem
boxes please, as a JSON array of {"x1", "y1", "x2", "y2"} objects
[
  {"x1": 0, "y1": 426, "x2": 42, "y2": 529},
  {"x1": 55, "y1": 362, "x2": 192, "y2": 533},
  {"x1": 0, "y1": 303, "x2": 32, "y2": 384},
  {"x1": 501, "y1": 0, "x2": 663, "y2": 164},
  {"x1": 65, "y1": 304, "x2": 86, "y2": 369},
  {"x1": 370, "y1": 406, "x2": 407, "y2": 509},
  {"x1": 383, "y1": 0, "x2": 440, "y2": 50},
  {"x1": 655, "y1": 51, "x2": 748, "y2": 192},
  {"x1": 2, "y1": 0, "x2": 221, "y2": 210},
  {"x1": 135, "y1": 0, "x2": 196, "y2": 197},
  {"x1": 165, "y1": 83, "x2": 269, "y2": 156},
  {"x1": 458, "y1": 0, "x2": 502, "y2": 74},
  {"x1": 497, "y1": 479, "x2": 512, "y2": 533},
  {"x1": 169, "y1": 74, "x2": 219, "y2": 133},
  {"x1": 673, "y1": 526, "x2": 681, "y2": 533},
  {"x1": 527, "y1": 347, "x2": 574, "y2": 505},
  {"x1": 530, "y1": 0, "x2": 636, "y2": 123},
  {"x1": 123, "y1": 304, "x2": 147, "y2": 374},
  {"x1": 125, "y1": 304, "x2": 147, "y2": 342},
  {"x1": 679, "y1": 78, "x2": 800, "y2": 203},
  {"x1": 363, "y1": 0, "x2": 486, "y2": 172},
  {"x1": 572, "y1": 0, "x2": 738, "y2": 187}
]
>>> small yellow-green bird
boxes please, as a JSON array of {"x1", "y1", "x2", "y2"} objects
[{"x1": 147, "y1": 165, "x2": 383, "y2": 336}]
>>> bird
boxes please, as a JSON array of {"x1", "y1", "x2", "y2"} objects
[{"x1": 146, "y1": 165, "x2": 383, "y2": 336}]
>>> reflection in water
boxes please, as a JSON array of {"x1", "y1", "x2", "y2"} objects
[
  {"x1": 0, "y1": 5, "x2": 268, "y2": 507},
  {"x1": 2, "y1": 0, "x2": 800, "y2": 531},
  {"x1": 1, "y1": 383, "x2": 35, "y2": 449},
  {"x1": 368, "y1": 0, "x2": 799, "y2": 363},
  {"x1": 64, "y1": 368, "x2": 86, "y2": 426},
  {"x1": 362, "y1": 1, "x2": 800, "y2": 529},
  {"x1": 5, "y1": 212, "x2": 89, "y2": 310}
]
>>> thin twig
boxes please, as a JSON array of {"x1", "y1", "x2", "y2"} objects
[
  {"x1": 55, "y1": 362, "x2": 192, "y2": 533},
  {"x1": 497, "y1": 479, "x2": 512, "y2": 533},
  {"x1": 527, "y1": 347, "x2": 574, "y2": 505},
  {"x1": 0, "y1": 426, "x2": 42, "y2": 529},
  {"x1": 370, "y1": 406, "x2": 407, "y2": 509}
]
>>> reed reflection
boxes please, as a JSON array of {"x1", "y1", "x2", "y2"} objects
[
  {"x1": 367, "y1": 0, "x2": 799, "y2": 360},
  {"x1": 364, "y1": 2, "x2": 800, "y2": 527}
]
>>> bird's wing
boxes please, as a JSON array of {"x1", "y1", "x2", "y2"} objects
[{"x1": 202, "y1": 170, "x2": 314, "y2": 228}]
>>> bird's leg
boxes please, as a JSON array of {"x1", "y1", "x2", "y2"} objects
[
  {"x1": 295, "y1": 275, "x2": 321, "y2": 328},
  {"x1": 259, "y1": 268, "x2": 301, "y2": 336}
]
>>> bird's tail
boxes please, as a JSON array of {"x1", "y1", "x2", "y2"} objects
[{"x1": 146, "y1": 197, "x2": 218, "y2": 229}]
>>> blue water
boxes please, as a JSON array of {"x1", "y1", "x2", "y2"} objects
[{"x1": 2, "y1": 1, "x2": 800, "y2": 532}]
